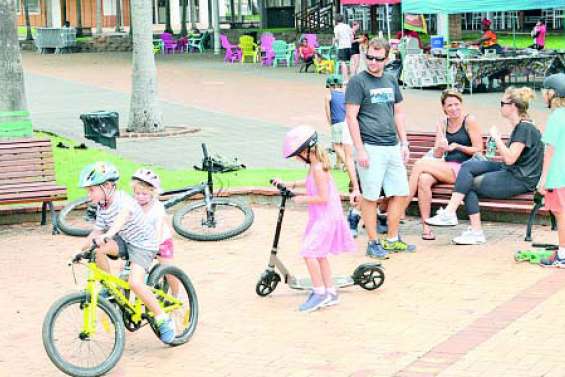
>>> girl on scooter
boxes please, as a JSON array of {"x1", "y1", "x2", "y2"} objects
[{"x1": 275, "y1": 126, "x2": 356, "y2": 312}]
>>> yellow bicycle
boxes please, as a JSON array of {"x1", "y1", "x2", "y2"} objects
[{"x1": 42, "y1": 244, "x2": 198, "y2": 376}]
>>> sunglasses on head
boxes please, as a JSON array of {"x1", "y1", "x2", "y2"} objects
[
  {"x1": 500, "y1": 100, "x2": 513, "y2": 107},
  {"x1": 366, "y1": 54, "x2": 387, "y2": 62}
]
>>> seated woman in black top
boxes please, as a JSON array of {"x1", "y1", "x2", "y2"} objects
[
  {"x1": 405, "y1": 89, "x2": 483, "y2": 240},
  {"x1": 426, "y1": 87, "x2": 544, "y2": 245}
]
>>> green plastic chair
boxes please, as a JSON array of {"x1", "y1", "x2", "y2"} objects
[
  {"x1": 272, "y1": 40, "x2": 292, "y2": 67},
  {"x1": 188, "y1": 30, "x2": 209, "y2": 53},
  {"x1": 152, "y1": 39, "x2": 163, "y2": 55},
  {"x1": 239, "y1": 35, "x2": 258, "y2": 63}
]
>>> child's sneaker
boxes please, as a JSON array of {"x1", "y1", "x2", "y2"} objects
[
  {"x1": 366, "y1": 240, "x2": 389, "y2": 259},
  {"x1": 157, "y1": 317, "x2": 176, "y2": 344},
  {"x1": 381, "y1": 238, "x2": 416, "y2": 253},
  {"x1": 452, "y1": 228, "x2": 486, "y2": 245},
  {"x1": 425, "y1": 207, "x2": 458, "y2": 226},
  {"x1": 322, "y1": 292, "x2": 339, "y2": 307},
  {"x1": 540, "y1": 252, "x2": 565, "y2": 268},
  {"x1": 299, "y1": 292, "x2": 328, "y2": 313},
  {"x1": 377, "y1": 214, "x2": 388, "y2": 234},
  {"x1": 347, "y1": 208, "x2": 361, "y2": 238}
]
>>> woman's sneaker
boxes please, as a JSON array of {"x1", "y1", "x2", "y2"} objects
[
  {"x1": 347, "y1": 208, "x2": 361, "y2": 238},
  {"x1": 157, "y1": 317, "x2": 176, "y2": 344},
  {"x1": 452, "y1": 228, "x2": 486, "y2": 245},
  {"x1": 299, "y1": 292, "x2": 328, "y2": 312},
  {"x1": 425, "y1": 208, "x2": 458, "y2": 226}
]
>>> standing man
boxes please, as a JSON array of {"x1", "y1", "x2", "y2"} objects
[
  {"x1": 334, "y1": 14, "x2": 352, "y2": 83},
  {"x1": 345, "y1": 38, "x2": 415, "y2": 259}
]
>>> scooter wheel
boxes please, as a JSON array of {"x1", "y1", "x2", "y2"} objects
[
  {"x1": 256, "y1": 270, "x2": 281, "y2": 297},
  {"x1": 353, "y1": 263, "x2": 385, "y2": 291}
]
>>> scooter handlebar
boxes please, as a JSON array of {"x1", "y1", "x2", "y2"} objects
[{"x1": 270, "y1": 179, "x2": 295, "y2": 197}]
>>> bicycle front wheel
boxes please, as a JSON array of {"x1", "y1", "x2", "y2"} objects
[
  {"x1": 42, "y1": 292, "x2": 125, "y2": 377},
  {"x1": 172, "y1": 198, "x2": 254, "y2": 241},
  {"x1": 57, "y1": 197, "x2": 96, "y2": 237}
]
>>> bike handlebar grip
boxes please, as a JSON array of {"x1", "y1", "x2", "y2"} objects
[
  {"x1": 202, "y1": 143, "x2": 209, "y2": 159},
  {"x1": 269, "y1": 179, "x2": 295, "y2": 197}
]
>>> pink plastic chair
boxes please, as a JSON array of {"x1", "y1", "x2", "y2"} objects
[
  {"x1": 259, "y1": 33, "x2": 275, "y2": 65},
  {"x1": 302, "y1": 34, "x2": 319, "y2": 48},
  {"x1": 220, "y1": 34, "x2": 242, "y2": 63},
  {"x1": 160, "y1": 32, "x2": 177, "y2": 54}
]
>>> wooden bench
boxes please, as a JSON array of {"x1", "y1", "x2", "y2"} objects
[
  {"x1": 406, "y1": 132, "x2": 555, "y2": 241},
  {"x1": 0, "y1": 138, "x2": 67, "y2": 233}
]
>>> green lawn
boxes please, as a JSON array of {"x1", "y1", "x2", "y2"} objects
[
  {"x1": 460, "y1": 32, "x2": 565, "y2": 49},
  {"x1": 41, "y1": 132, "x2": 350, "y2": 201},
  {"x1": 18, "y1": 26, "x2": 36, "y2": 38}
]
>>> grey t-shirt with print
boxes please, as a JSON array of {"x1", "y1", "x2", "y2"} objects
[
  {"x1": 345, "y1": 71, "x2": 402, "y2": 146},
  {"x1": 94, "y1": 190, "x2": 158, "y2": 251}
]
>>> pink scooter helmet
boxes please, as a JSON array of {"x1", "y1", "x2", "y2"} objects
[
  {"x1": 132, "y1": 168, "x2": 162, "y2": 193},
  {"x1": 282, "y1": 126, "x2": 318, "y2": 159}
]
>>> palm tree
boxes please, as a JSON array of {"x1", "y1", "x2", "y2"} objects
[
  {"x1": 76, "y1": 0, "x2": 83, "y2": 36},
  {"x1": 0, "y1": 0, "x2": 32, "y2": 136},
  {"x1": 180, "y1": 0, "x2": 188, "y2": 36},
  {"x1": 22, "y1": 0, "x2": 33, "y2": 40},
  {"x1": 164, "y1": 0, "x2": 173, "y2": 34},
  {"x1": 128, "y1": 0, "x2": 163, "y2": 132},
  {"x1": 95, "y1": 0, "x2": 103, "y2": 35}
]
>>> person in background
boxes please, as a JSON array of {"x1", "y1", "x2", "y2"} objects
[
  {"x1": 530, "y1": 19, "x2": 546, "y2": 50},
  {"x1": 473, "y1": 18, "x2": 503, "y2": 54},
  {"x1": 334, "y1": 14, "x2": 353, "y2": 83}
]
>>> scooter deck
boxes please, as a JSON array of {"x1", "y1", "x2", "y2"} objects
[{"x1": 289, "y1": 276, "x2": 355, "y2": 290}]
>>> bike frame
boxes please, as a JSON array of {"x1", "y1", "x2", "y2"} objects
[{"x1": 81, "y1": 260, "x2": 183, "y2": 337}]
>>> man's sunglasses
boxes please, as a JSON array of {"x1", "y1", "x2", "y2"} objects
[{"x1": 366, "y1": 54, "x2": 387, "y2": 62}]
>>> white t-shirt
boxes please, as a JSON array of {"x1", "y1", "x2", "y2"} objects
[
  {"x1": 144, "y1": 200, "x2": 172, "y2": 242},
  {"x1": 334, "y1": 23, "x2": 352, "y2": 49}
]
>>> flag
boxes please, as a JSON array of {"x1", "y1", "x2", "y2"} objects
[{"x1": 403, "y1": 14, "x2": 427, "y2": 34}]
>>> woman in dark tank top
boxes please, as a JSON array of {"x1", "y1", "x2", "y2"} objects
[{"x1": 404, "y1": 89, "x2": 483, "y2": 240}]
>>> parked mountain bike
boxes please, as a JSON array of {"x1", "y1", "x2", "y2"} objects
[
  {"x1": 57, "y1": 144, "x2": 254, "y2": 241},
  {"x1": 42, "y1": 243, "x2": 198, "y2": 376}
]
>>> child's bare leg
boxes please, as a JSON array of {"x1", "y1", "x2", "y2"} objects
[
  {"x1": 128, "y1": 264, "x2": 165, "y2": 317},
  {"x1": 95, "y1": 240, "x2": 119, "y2": 273},
  {"x1": 158, "y1": 256, "x2": 180, "y2": 297},
  {"x1": 304, "y1": 257, "x2": 323, "y2": 289},
  {"x1": 318, "y1": 257, "x2": 333, "y2": 289}
]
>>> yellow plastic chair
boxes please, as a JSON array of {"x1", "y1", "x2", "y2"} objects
[{"x1": 239, "y1": 35, "x2": 258, "y2": 63}]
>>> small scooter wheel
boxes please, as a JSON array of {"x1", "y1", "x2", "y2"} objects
[
  {"x1": 255, "y1": 270, "x2": 281, "y2": 297},
  {"x1": 353, "y1": 263, "x2": 385, "y2": 291}
]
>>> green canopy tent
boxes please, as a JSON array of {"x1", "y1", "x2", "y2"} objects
[{"x1": 401, "y1": 0, "x2": 564, "y2": 88}]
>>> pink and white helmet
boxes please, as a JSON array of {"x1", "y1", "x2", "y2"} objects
[
  {"x1": 132, "y1": 168, "x2": 162, "y2": 193},
  {"x1": 282, "y1": 126, "x2": 318, "y2": 159}
]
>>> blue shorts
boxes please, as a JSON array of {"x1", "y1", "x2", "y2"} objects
[{"x1": 357, "y1": 144, "x2": 409, "y2": 201}]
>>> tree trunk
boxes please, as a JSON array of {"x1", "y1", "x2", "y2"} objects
[
  {"x1": 230, "y1": 0, "x2": 235, "y2": 23},
  {"x1": 237, "y1": 0, "x2": 242, "y2": 23},
  {"x1": 128, "y1": 0, "x2": 162, "y2": 132},
  {"x1": 76, "y1": 0, "x2": 83, "y2": 36},
  {"x1": 0, "y1": 0, "x2": 32, "y2": 137},
  {"x1": 115, "y1": 0, "x2": 122, "y2": 32},
  {"x1": 189, "y1": 0, "x2": 196, "y2": 28},
  {"x1": 62, "y1": 0, "x2": 67, "y2": 25},
  {"x1": 96, "y1": 0, "x2": 102, "y2": 34},
  {"x1": 164, "y1": 0, "x2": 173, "y2": 33},
  {"x1": 23, "y1": 0, "x2": 33, "y2": 40},
  {"x1": 45, "y1": 0, "x2": 53, "y2": 27},
  {"x1": 180, "y1": 0, "x2": 187, "y2": 36}
]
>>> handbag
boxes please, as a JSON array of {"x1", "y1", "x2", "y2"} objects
[{"x1": 423, "y1": 147, "x2": 445, "y2": 161}]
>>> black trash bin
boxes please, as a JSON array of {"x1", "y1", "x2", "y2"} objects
[{"x1": 80, "y1": 111, "x2": 120, "y2": 149}]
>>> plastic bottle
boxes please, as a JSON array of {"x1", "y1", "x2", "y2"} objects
[
  {"x1": 119, "y1": 262, "x2": 131, "y2": 281},
  {"x1": 486, "y1": 137, "x2": 497, "y2": 159}
]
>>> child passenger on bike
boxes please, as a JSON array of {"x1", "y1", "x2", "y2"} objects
[
  {"x1": 79, "y1": 162, "x2": 176, "y2": 344},
  {"x1": 131, "y1": 168, "x2": 179, "y2": 295}
]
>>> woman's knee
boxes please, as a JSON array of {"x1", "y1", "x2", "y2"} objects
[{"x1": 418, "y1": 173, "x2": 436, "y2": 191}]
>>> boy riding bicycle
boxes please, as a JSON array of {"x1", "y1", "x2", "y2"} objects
[{"x1": 79, "y1": 161, "x2": 176, "y2": 344}]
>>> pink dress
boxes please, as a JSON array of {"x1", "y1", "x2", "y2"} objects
[{"x1": 300, "y1": 165, "x2": 357, "y2": 258}]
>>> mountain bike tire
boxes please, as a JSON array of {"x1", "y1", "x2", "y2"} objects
[
  {"x1": 42, "y1": 292, "x2": 125, "y2": 377},
  {"x1": 172, "y1": 198, "x2": 254, "y2": 241},
  {"x1": 147, "y1": 264, "x2": 199, "y2": 346},
  {"x1": 57, "y1": 197, "x2": 94, "y2": 237}
]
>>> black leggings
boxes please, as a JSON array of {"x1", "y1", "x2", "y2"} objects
[{"x1": 453, "y1": 160, "x2": 531, "y2": 215}]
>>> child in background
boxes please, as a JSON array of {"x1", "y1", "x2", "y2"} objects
[
  {"x1": 131, "y1": 168, "x2": 179, "y2": 294},
  {"x1": 276, "y1": 126, "x2": 356, "y2": 312},
  {"x1": 538, "y1": 73, "x2": 565, "y2": 267},
  {"x1": 324, "y1": 75, "x2": 347, "y2": 169}
]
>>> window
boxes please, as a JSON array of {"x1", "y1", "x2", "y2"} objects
[
  {"x1": 19, "y1": 0, "x2": 40, "y2": 14},
  {"x1": 180, "y1": 0, "x2": 200, "y2": 23},
  {"x1": 103, "y1": 0, "x2": 117, "y2": 16}
]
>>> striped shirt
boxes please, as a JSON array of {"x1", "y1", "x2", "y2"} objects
[
  {"x1": 145, "y1": 199, "x2": 172, "y2": 242},
  {"x1": 94, "y1": 190, "x2": 158, "y2": 251}
]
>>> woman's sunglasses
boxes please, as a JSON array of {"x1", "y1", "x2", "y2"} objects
[{"x1": 366, "y1": 54, "x2": 387, "y2": 62}]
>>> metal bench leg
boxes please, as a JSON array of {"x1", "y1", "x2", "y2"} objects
[
  {"x1": 525, "y1": 200, "x2": 543, "y2": 242},
  {"x1": 550, "y1": 211, "x2": 557, "y2": 231},
  {"x1": 48, "y1": 202, "x2": 60, "y2": 235},
  {"x1": 41, "y1": 202, "x2": 48, "y2": 225}
]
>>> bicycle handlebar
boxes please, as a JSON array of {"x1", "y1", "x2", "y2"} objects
[
  {"x1": 270, "y1": 179, "x2": 295, "y2": 198},
  {"x1": 201, "y1": 143, "x2": 209, "y2": 160},
  {"x1": 67, "y1": 244, "x2": 97, "y2": 266}
]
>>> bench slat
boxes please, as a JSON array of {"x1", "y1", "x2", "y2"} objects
[
  {"x1": 0, "y1": 157, "x2": 54, "y2": 168},
  {"x1": 0, "y1": 184, "x2": 65, "y2": 195}
]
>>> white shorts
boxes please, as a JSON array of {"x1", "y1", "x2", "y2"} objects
[{"x1": 357, "y1": 143, "x2": 409, "y2": 201}]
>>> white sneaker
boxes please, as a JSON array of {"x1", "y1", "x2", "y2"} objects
[
  {"x1": 452, "y1": 227, "x2": 486, "y2": 245},
  {"x1": 425, "y1": 207, "x2": 458, "y2": 226}
]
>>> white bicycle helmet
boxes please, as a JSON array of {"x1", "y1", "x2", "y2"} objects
[{"x1": 132, "y1": 168, "x2": 162, "y2": 193}]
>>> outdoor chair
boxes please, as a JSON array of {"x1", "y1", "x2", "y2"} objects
[
  {"x1": 188, "y1": 30, "x2": 209, "y2": 53},
  {"x1": 259, "y1": 33, "x2": 276, "y2": 65},
  {"x1": 272, "y1": 40, "x2": 292, "y2": 67},
  {"x1": 153, "y1": 39, "x2": 164, "y2": 54},
  {"x1": 160, "y1": 32, "x2": 177, "y2": 54},
  {"x1": 239, "y1": 35, "x2": 258, "y2": 63},
  {"x1": 220, "y1": 34, "x2": 242, "y2": 63}
]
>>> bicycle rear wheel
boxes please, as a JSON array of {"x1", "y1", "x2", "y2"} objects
[
  {"x1": 172, "y1": 198, "x2": 254, "y2": 241},
  {"x1": 57, "y1": 197, "x2": 96, "y2": 237},
  {"x1": 147, "y1": 264, "x2": 199, "y2": 346},
  {"x1": 42, "y1": 292, "x2": 125, "y2": 377}
]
